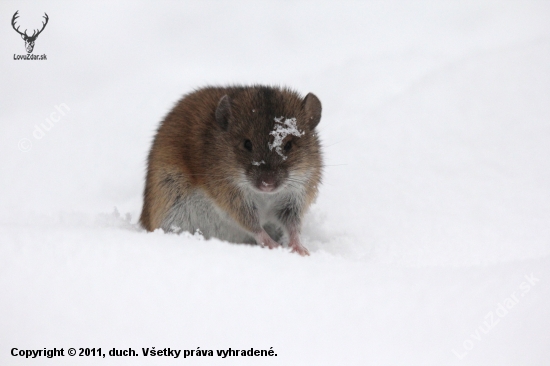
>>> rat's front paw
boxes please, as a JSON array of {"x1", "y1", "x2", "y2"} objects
[
  {"x1": 289, "y1": 243, "x2": 310, "y2": 256},
  {"x1": 287, "y1": 231, "x2": 309, "y2": 256},
  {"x1": 255, "y1": 231, "x2": 281, "y2": 250}
]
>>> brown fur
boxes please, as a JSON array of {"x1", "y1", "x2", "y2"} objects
[{"x1": 140, "y1": 85, "x2": 323, "y2": 255}]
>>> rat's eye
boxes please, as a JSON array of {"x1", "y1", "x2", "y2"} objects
[
  {"x1": 284, "y1": 140, "x2": 292, "y2": 152},
  {"x1": 244, "y1": 139, "x2": 253, "y2": 152}
]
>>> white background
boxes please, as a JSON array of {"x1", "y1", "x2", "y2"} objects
[{"x1": 1, "y1": 1, "x2": 549, "y2": 365}]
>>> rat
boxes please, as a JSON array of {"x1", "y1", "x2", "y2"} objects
[{"x1": 139, "y1": 85, "x2": 323, "y2": 255}]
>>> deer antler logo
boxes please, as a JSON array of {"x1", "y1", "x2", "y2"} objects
[{"x1": 12, "y1": 11, "x2": 49, "y2": 54}]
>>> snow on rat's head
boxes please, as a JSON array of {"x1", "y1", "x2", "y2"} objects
[
  {"x1": 222, "y1": 86, "x2": 322, "y2": 194},
  {"x1": 268, "y1": 117, "x2": 304, "y2": 160}
]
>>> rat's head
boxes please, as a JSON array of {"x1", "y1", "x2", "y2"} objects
[{"x1": 215, "y1": 86, "x2": 323, "y2": 194}]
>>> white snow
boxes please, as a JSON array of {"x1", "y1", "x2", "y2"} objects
[
  {"x1": 1, "y1": 1, "x2": 550, "y2": 365},
  {"x1": 268, "y1": 117, "x2": 303, "y2": 160}
]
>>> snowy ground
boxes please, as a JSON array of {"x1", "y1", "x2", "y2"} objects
[{"x1": 1, "y1": 1, "x2": 550, "y2": 365}]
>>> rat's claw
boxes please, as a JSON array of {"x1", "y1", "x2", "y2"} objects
[
  {"x1": 255, "y1": 231, "x2": 280, "y2": 250},
  {"x1": 261, "y1": 241, "x2": 280, "y2": 250},
  {"x1": 290, "y1": 244, "x2": 310, "y2": 256}
]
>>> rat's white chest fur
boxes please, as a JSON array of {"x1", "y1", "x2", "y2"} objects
[{"x1": 161, "y1": 184, "x2": 303, "y2": 245}]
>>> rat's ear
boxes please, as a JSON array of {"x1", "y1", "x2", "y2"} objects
[
  {"x1": 215, "y1": 95, "x2": 232, "y2": 130},
  {"x1": 302, "y1": 93, "x2": 322, "y2": 129}
]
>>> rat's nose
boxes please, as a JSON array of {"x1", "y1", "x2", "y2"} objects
[
  {"x1": 257, "y1": 174, "x2": 278, "y2": 192},
  {"x1": 260, "y1": 181, "x2": 275, "y2": 192}
]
